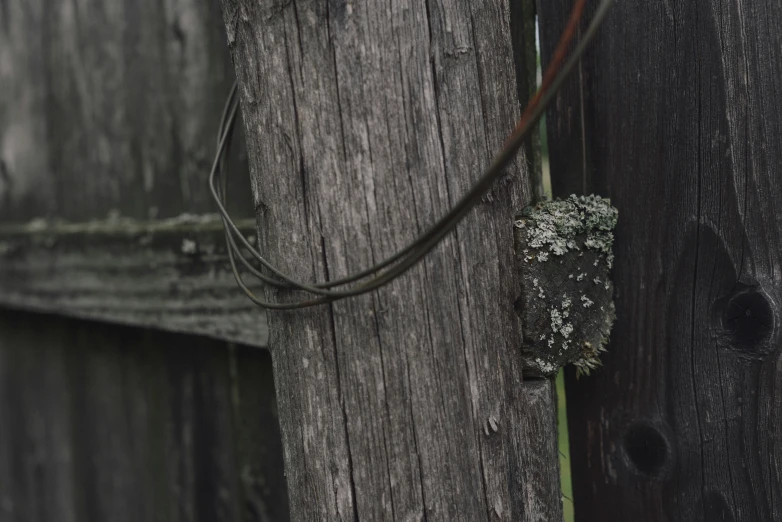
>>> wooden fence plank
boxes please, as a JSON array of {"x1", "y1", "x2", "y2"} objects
[
  {"x1": 228, "y1": 344, "x2": 291, "y2": 522},
  {"x1": 539, "y1": 1, "x2": 782, "y2": 520},
  {"x1": 0, "y1": 310, "x2": 288, "y2": 522},
  {"x1": 0, "y1": 217, "x2": 268, "y2": 347},
  {"x1": 1, "y1": 1, "x2": 290, "y2": 519},
  {"x1": 0, "y1": 315, "x2": 80, "y2": 522},
  {"x1": 515, "y1": 380, "x2": 563, "y2": 522},
  {"x1": 1, "y1": 0, "x2": 269, "y2": 345},
  {"x1": 0, "y1": 0, "x2": 251, "y2": 223}
]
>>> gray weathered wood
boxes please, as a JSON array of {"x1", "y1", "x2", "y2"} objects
[
  {"x1": 515, "y1": 380, "x2": 564, "y2": 522},
  {"x1": 0, "y1": 0, "x2": 270, "y2": 345},
  {"x1": 0, "y1": 310, "x2": 288, "y2": 522},
  {"x1": 540, "y1": 1, "x2": 782, "y2": 520},
  {"x1": 220, "y1": 0, "x2": 562, "y2": 520},
  {"x1": 0, "y1": 0, "x2": 251, "y2": 223},
  {"x1": 0, "y1": 216, "x2": 268, "y2": 347},
  {"x1": 1, "y1": 1, "x2": 291, "y2": 519}
]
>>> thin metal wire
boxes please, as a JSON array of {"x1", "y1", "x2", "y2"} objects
[{"x1": 210, "y1": 0, "x2": 614, "y2": 310}]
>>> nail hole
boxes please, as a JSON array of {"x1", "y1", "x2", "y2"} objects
[{"x1": 623, "y1": 422, "x2": 669, "y2": 477}]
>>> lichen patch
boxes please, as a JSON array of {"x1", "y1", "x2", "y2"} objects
[
  {"x1": 517, "y1": 194, "x2": 618, "y2": 378},
  {"x1": 523, "y1": 194, "x2": 618, "y2": 263}
]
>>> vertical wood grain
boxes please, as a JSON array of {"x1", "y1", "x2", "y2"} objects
[
  {"x1": 220, "y1": 0, "x2": 562, "y2": 519},
  {"x1": 0, "y1": 310, "x2": 288, "y2": 522},
  {"x1": 0, "y1": 0, "x2": 251, "y2": 222},
  {"x1": 539, "y1": 1, "x2": 782, "y2": 520}
]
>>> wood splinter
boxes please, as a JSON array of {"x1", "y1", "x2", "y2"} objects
[{"x1": 515, "y1": 194, "x2": 618, "y2": 378}]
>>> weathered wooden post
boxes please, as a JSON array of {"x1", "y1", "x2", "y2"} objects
[
  {"x1": 540, "y1": 1, "x2": 782, "y2": 520},
  {"x1": 218, "y1": 0, "x2": 563, "y2": 519}
]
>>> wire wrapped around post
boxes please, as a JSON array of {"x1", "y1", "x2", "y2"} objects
[{"x1": 209, "y1": 0, "x2": 615, "y2": 310}]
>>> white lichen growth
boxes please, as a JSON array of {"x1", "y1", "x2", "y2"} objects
[
  {"x1": 560, "y1": 322, "x2": 574, "y2": 339},
  {"x1": 548, "y1": 306, "x2": 574, "y2": 344},
  {"x1": 520, "y1": 195, "x2": 618, "y2": 377},
  {"x1": 550, "y1": 308, "x2": 563, "y2": 332},
  {"x1": 561, "y1": 297, "x2": 572, "y2": 318},
  {"x1": 181, "y1": 238, "x2": 198, "y2": 255},
  {"x1": 535, "y1": 358, "x2": 557, "y2": 375},
  {"x1": 522, "y1": 194, "x2": 618, "y2": 262}
]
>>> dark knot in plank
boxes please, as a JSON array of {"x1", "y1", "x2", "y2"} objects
[
  {"x1": 622, "y1": 420, "x2": 671, "y2": 478},
  {"x1": 514, "y1": 195, "x2": 618, "y2": 378},
  {"x1": 717, "y1": 284, "x2": 777, "y2": 357}
]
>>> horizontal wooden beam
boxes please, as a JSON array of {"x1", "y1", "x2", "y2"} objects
[{"x1": 0, "y1": 215, "x2": 268, "y2": 348}]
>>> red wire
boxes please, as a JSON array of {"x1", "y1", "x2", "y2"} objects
[{"x1": 506, "y1": 0, "x2": 588, "y2": 148}]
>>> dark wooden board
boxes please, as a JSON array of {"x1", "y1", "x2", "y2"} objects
[
  {"x1": 0, "y1": 0, "x2": 252, "y2": 223},
  {"x1": 220, "y1": 0, "x2": 563, "y2": 520},
  {"x1": 539, "y1": 1, "x2": 782, "y2": 520},
  {"x1": 0, "y1": 309, "x2": 288, "y2": 522}
]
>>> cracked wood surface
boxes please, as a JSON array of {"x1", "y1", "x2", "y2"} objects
[
  {"x1": 540, "y1": 1, "x2": 782, "y2": 520},
  {"x1": 220, "y1": 0, "x2": 561, "y2": 520}
]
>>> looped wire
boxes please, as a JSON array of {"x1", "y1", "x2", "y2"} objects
[{"x1": 209, "y1": 0, "x2": 614, "y2": 310}]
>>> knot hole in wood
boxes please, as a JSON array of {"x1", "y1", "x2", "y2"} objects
[
  {"x1": 716, "y1": 284, "x2": 777, "y2": 357},
  {"x1": 622, "y1": 420, "x2": 672, "y2": 479}
]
